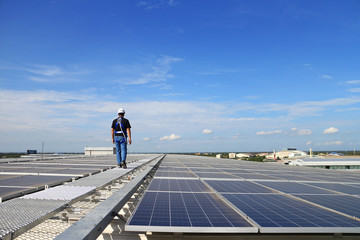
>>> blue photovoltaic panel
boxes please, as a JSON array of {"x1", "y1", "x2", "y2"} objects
[
  {"x1": 157, "y1": 167, "x2": 189, "y2": 171},
  {"x1": 205, "y1": 180, "x2": 275, "y2": 193},
  {"x1": 231, "y1": 173, "x2": 281, "y2": 180},
  {"x1": 305, "y1": 182, "x2": 360, "y2": 195},
  {"x1": 188, "y1": 168, "x2": 223, "y2": 173},
  {"x1": 147, "y1": 179, "x2": 211, "y2": 192},
  {"x1": 195, "y1": 172, "x2": 239, "y2": 179},
  {"x1": 154, "y1": 171, "x2": 197, "y2": 178},
  {"x1": 260, "y1": 173, "x2": 315, "y2": 181},
  {"x1": 222, "y1": 194, "x2": 360, "y2": 232},
  {"x1": 256, "y1": 181, "x2": 334, "y2": 194},
  {"x1": 127, "y1": 154, "x2": 360, "y2": 234},
  {"x1": 0, "y1": 175, "x2": 73, "y2": 187},
  {"x1": 0, "y1": 186, "x2": 34, "y2": 199},
  {"x1": 126, "y1": 192, "x2": 256, "y2": 232},
  {"x1": 294, "y1": 194, "x2": 360, "y2": 219},
  {"x1": 218, "y1": 169, "x2": 252, "y2": 174}
]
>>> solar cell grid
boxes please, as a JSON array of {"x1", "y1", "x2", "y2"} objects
[
  {"x1": 256, "y1": 182, "x2": 335, "y2": 194},
  {"x1": 195, "y1": 172, "x2": 239, "y2": 179},
  {"x1": 0, "y1": 175, "x2": 72, "y2": 187},
  {"x1": 294, "y1": 194, "x2": 360, "y2": 219},
  {"x1": 262, "y1": 173, "x2": 315, "y2": 181},
  {"x1": 46, "y1": 169, "x2": 99, "y2": 175},
  {"x1": 127, "y1": 192, "x2": 255, "y2": 232},
  {"x1": 304, "y1": 182, "x2": 360, "y2": 195},
  {"x1": 148, "y1": 179, "x2": 211, "y2": 192},
  {"x1": 222, "y1": 193, "x2": 360, "y2": 232},
  {"x1": 128, "y1": 154, "x2": 360, "y2": 234},
  {"x1": 231, "y1": 173, "x2": 282, "y2": 180},
  {"x1": 0, "y1": 186, "x2": 34, "y2": 199},
  {"x1": 0, "y1": 175, "x2": 19, "y2": 181},
  {"x1": 306, "y1": 175, "x2": 351, "y2": 182},
  {"x1": 188, "y1": 168, "x2": 222, "y2": 173},
  {"x1": 205, "y1": 180, "x2": 275, "y2": 193},
  {"x1": 154, "y1": 171, "x2": 197, "y2": 178},
  {"x1": 157, "y1": 167, "x2": 188, "y2": 171},
  {"x1": 218, "y1": 169, "x2": 252, "y2": 174}
]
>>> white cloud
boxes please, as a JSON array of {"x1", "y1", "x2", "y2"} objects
[
  {"x1": 254, "y1": 97, "x2": 360, "y2": 116},
  {"x1": 27, "y1": 65, "x2": 64, "y2": 76},
  {"x1": 21, "y1": 64, "x2": 90, "y2": 83},
  {"x1": 346, "y1": 80, "x2": 360, "y2": 84},
  {"x1": 233, "y1": 133, "x2": 241, "y2": 139},
  {"x1": 348, "y1": 88, "x2": 360, "y2": 93},
  {"x1": 288, "y1": 128, "x2": 311, "y2": 135},
  {"x1": 143, "y1": 137, "x2": 150, "y2": 141},
  {"x1": 297, "y1": 129, "x2": 312, "y2": 135},
  {"x1": 322, "y1": 75, "x2": 333, "y2": 79},
  {"x1": 0, "y1": 88, "x2": 357, "y2": 152},
  {"x1": 229, "y1": 117, "x2": 257, "y2": 121},
  {"x1": 306, "y1": 141, "x2": 312, "y2": 146},
  {"x1": 256, "y1": 130, "x2": 282, "y2": 136},
  {"x1": 202, "y1": 129, "x2": 212, "y2": 134},
  {"x1": 323, "y1": 127, "x2": 339, "y2": 134},
  {"x1": 318, "y1": 141, "x2": 343, "y2": 146},
  {"x1": 123, "y1": 56, "x2": 183, "y2": 85},
  {"x1": 138, "y1": 0, "x2": 177, "y2": 10},
  {"x1": 160, "y1": 134, "x2": 181, "y2": 141}
]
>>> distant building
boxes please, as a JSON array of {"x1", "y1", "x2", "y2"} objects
[
  {"x1": 229, "y1": 153, "x2": 236, "y2": 159},
  {"x1": 85, "y1": 147, "x2": 115, "y2": 156},
  {"x1": 266, "y1": 150, "x2": 307, "y2": 160},
  {"x1": 236, "y1": 153, "x2": 250, "y2": 158},
  {"x1": 289, "y1": 158, "x2": 360, "y2": 170},
  {"x1": 216, "y1": 154, "x2": 222, "y2": 158},
  {"x1": 27, "y1": 150, "x2": 37, "y2": 154}
]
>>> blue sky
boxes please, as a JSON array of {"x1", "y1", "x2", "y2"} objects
[{"x1": 1, "y1": 0, "x2": 360, "y2": 153}]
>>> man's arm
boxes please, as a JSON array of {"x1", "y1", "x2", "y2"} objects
[
  {"x1": 111, "y1": 128, "x2": 115, "y2": 144},
  {"x1": 127, "y1": 128, "x2": 132, "y2": 145}
]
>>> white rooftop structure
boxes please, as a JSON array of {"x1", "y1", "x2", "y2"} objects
[
  {"x1": 84, "y1": 147, "x2": 115, "y2": 156},
  {"x1": 289, "y1": 158, "x2": 360, "y2": 169}
]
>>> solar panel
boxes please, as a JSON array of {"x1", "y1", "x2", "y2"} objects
[
  {"x1": 147, "y1": 179, "x2": 211, "y2": 192},
  {"x1": 0, "y1": 175, "x2": 73, "y2": 187},
  {"x1": 205, "y1": 180, "x2": 275, "y2": 193},
  {"x1": 256, "y1": 181, "x2": 334, "y2": 194},
  {"x1": 222, "y1": 193, "x2": 360, "y2": 233},
  {"x1": 188, "y1": 168, "x2": 223, "y2": 173},
  {"x1": 195, "y1": 172, "x2": 239, "y2": 179},
  {"x1": 294, "y1": 194, "x2": 360, "y2": 219},
  {"x1": 304, "y1": 182, "x2": 360, "y2": 195},
  {"x1": 154, "y1": 171, "x2": 196, "y2": 178},
  {"x1": 261, "y1": 173, "x2": 315, "y2": 181},
  {"x1": 0, "y1": 187, "x2": 34, "y2": 200},
  {"x1": 231, "y1": 173, "x2": 281, "y2": 180},
  {"x1": 126, "y1": 192, "x2": 257, "y2": 233},
  {"x1": 127, "y1": 154, "x2": 360, "y2": 234}
]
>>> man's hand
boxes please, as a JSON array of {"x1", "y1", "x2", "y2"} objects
[
  {"x1": 112, "y1": 139, "x2": 115, "y2": 144},
  {"x1": 128, "y1": 139, "x2": 132, "y2": 145}
]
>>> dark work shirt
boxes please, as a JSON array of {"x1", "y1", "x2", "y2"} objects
[{"x1": 112, "y1": 117, "x2": 131, "y2": 136}]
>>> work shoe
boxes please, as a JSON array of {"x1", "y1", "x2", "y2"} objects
[
  {"x1": 118, "y1": 163, "x2": 123, "y2": 168},
  {"x1": 123, "y1": 162, "x2": 127, "y2": 169}
]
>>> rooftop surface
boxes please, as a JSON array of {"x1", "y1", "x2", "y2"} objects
[{"x1": 0, "y1": 154, "x2": 360, "y2": 240}]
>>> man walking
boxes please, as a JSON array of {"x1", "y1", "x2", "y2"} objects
[{"x1": 111, "y1": 108, "x2": 132, "y2": 168}]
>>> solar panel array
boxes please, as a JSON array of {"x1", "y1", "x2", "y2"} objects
[
  {"x1": 126, "y1": 154, "x2": 360, "y2": 234},
  {"x1": 0, "y1": 154, "x2": 162, "y2": 239},
  {"x1": 0, "y1": 154, "x2": 156, "y2": 201}
]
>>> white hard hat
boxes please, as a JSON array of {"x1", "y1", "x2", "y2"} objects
[{"x1": 117, "y1": 108, "x2": 125, "y2": 114}]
